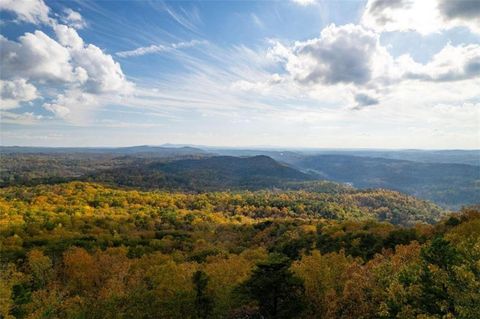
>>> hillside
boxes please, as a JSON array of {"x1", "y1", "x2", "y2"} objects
[
  {"x1": 294, "y1": 155, "x2": 480, "y2": 208},
  {"x1": 86, "y1": 155, "x2": 313, "y2": 191},
  {"x1": 1, "y1": 148, "x2": 478, "y2": 208},
  {"x1": 1, "y1": 182, "x2": 477, "y2": 319},
  {"x1": 0, "y1": 152, "x2": 205, "y2": 187},
  {"x1": 308, "y1": 149, "x2": 480, "y2": 166},
  {"x1": 0, "y1": 145, "x2": 208, "y2": 156},
  {"x1": 209, "y1": 148, "x2": 480, "y2": 166}
]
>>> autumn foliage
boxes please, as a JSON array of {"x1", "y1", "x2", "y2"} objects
[{"x1": 0, "y1": 182, "x2": 479, "y2": 318}]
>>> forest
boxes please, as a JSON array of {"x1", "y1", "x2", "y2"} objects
[
  {"x1": 1, "y1": 148, "x2": 478, "y2": 208},
  {"x1": 1, "y1": 182, "x2": 479, "y2": 318}
]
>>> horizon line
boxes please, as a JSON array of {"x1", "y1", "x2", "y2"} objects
[{"x1": 1, "y1": 144, "x2": 479, "y2": 152}]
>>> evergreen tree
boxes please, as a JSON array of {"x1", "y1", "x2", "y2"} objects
[
  {"x1": 239, "y1": 254, "x2": 305, "y2": 319},
  {"x1": 193, "y1": 270, "x2": 214, "y2": 319}
]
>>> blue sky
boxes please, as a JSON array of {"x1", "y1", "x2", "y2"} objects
[{"x1": 1, "y1": 0, "x2": 479, "y2": 148}]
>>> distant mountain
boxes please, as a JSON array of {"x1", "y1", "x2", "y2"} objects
[
  {"x1": 0, "y1": 147, "x2": 208, "y2": 187},
  {"x1": 294, "y1": 155, "x2": 479, "y2": 208},
  {"x1": 209, "y1": 149, "x2": 305, "y2": 166},
  {"x1": 2, "y1": 146, "x2": 478, "y2": 208},
  {"x1": 86, "y1": 155, "x2": 313, "y2": 191},
  {"x1": 0, "y1": 145, "x2": 207, "y2": 157},
  {"x1": 305, "y1": 149, "x2": 480, "y2": 166},
  {"x1": 208, "y1": 148, "x2": 480, "y2": 166}
]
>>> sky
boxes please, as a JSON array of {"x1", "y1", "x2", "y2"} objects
[{"x1": 0, "y1": 0, "x2": 479, "y2": 149}]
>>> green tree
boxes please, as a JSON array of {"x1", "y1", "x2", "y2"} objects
[
  {"x1": 238, "y1": 254, "x2": 305, "y2": 319},
  {"x1": 192, "y1": 270, "x2": 214, "y2": 319},
  {"x1": 419, "y1": 237, "x2": 461, "y2": 317}
]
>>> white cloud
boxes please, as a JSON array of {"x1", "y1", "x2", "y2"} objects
[
  {"x1": 230, "y1": 73, "x2": 283, "y2": 94},
  {"x1": 163, "y1": 4, "x2": 202, "y2": 34},
  {"x1": 117, "y1": 44, "x2": 170, "y2": 58},
  {"x1": 269, "y1": 24, "x2": 384, "y2": 86},
  {"x1": 0, "y1": 0, "x2": 87, "y2": 29},
  {"x1": 268, "y1": 24, "x2": 480, "y2": 91},
  {"x1": 292, "y1": 0, "x2": 317, "y2": 6},
  {"x1": 62, "y1": 8, "x2": 87, "y2": 29},
  {"x1": 0, "y1": 0, "x2": 51, "y2": 25},
  {"x1": 2, "y1": 111, "x2": 45, "y2": 122},
  {"x1": 42, "y1": 101, "x2": 70, "y2": 118},
  {"x1": 261, "y1": 23, "x2": 480, "y2": 114},
  {"x1": 251, "y1": 13, "x2": 264, "y2": 28},
  {"x1": 402, "y1": 44, "x2": 480, "y2": 82},
  {"x1": 42, "y1": 89, "x2": 98, "y2": 120},
  {"x1": 71, "y1": 42, "x2": 133, "y2": 94},
  {"x1": 1, "y1": 23, "x2": 132, "y2": 117},
  {"x1": 0, "y1": 0, "x2": 128, "y2": 121},
  {"x1": 362, "y1": 0, "x2": 480, "y2": 35},
  {"x1": 116, "y1": 40, "x2": 208, "y2": 58},
  {"x1": 53, "y1": 24, "x2": 84, "y2": 49},
  {"x1": 0, "y1": 79, "x2": 38, "y2": 109},
  {"x1": 0, "y1": 32, "x2": 83, "y2": 83},
  {"x1": 1, "y1": 26, "x2": 132, "y2": 95}
]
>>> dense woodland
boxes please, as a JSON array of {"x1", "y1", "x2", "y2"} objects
[
  {"x1": 1, "y1": 182, "x2": 479, "y2": 318},
  {"x1": 0, "y1": 149, "x2": 478, "y2": 208},
  {"x1": 293, "y1": 155, "x2": 479, "y2": 208}
]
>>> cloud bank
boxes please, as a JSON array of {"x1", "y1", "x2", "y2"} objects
[
  {"x1": 362, "y1": 0, "x2": 480, "y2": 34},
  {"x1": 0, "y1": 1, "x2": 132, "y2": 120}
]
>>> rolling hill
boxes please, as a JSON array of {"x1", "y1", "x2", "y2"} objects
[
  {"x1": 294, "y1": 154, "x2": 479, "y2": 207},
  {"x1": 1, "y1": 146, "x2": 478, "y2": 208},
  {"x1": 86, "y1": 155, "x2": 313, "y2": 191}
]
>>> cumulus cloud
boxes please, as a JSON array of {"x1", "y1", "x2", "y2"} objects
[
  {"x1": 53, "y1": 24, "x2": 84, "y2": 49},
  {"x1": 362, "y1": 0, "x2": 439, "y2": 34},
  {"x1": 0, "y1": 32, "x2": 85, "y2": 84},
  {"x1": 362, "y1": 0, "x2": 480, "y2": 34},
  {"x1": 0, "y1": 79, "x2": 38, "y2": 109},
  {"x1": 42, "y1": 89, "x2": 98, "y2": 120},
  {"x1": 269, "y1": 23, "x2": 480, "y2": 87},
  {"x1": 437, "y1": 0, "x2": 480, "y2": 20},
  {"x1": 1, "y1": 26, "x2": 132, "y2": 95},
  {"x1": 0, "y1": 0, "x2": 88, "y2": 30},
  {"x1": 439, "y1": 0, "x2": 480, "y2": 19},
  {"x1": 354, "y1": 93, "x2": 379, "y2": 109},
  {"x1": 265, "y1": 23, "x2": 480, "y2": 110},
  {"x1": 400, "y1": 44, "x2": 480, "y2": 82},
  {"x1": 0, "y1": 22, "x2": 132, "y2": 117},
  {"x1": 116, "y1": 40, "x2": 208, "y2": 58},
  {"x1": 62, "y1": 8, "x2": 87, "y2": 29},
  {"x1": 78, "y1": 45, "x2": 132, "y2": 93},
  {"x1": 0, "y1": 0, "x2": 51, "y2": 25},
  {"x1": 269, "y1": 24, "x2": 387, "y2": 86},
  {"x1": 68, "y1": 37, "x2": 132, "y2": 93},
  {"x1": 437, "y1": 0, "x2": 480, "y2": 33},
  {"x1": 367, "y1": 0, "x2": 407, "y2": 14}
]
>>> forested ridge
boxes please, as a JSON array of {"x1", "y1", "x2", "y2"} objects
[
  {"x1": 1, "y1": 150, "x2": 478, "y2": 208},
  {"x1": 1, "y1": 182, "x2": 479, "y2": 318},
  {"x1": 293, "y1": 155, "x2": 479, "y2": 208}
]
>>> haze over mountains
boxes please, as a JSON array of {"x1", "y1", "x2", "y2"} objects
[{"x1": 1, "y1": 145, "x2": 478, "y2": 208}]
